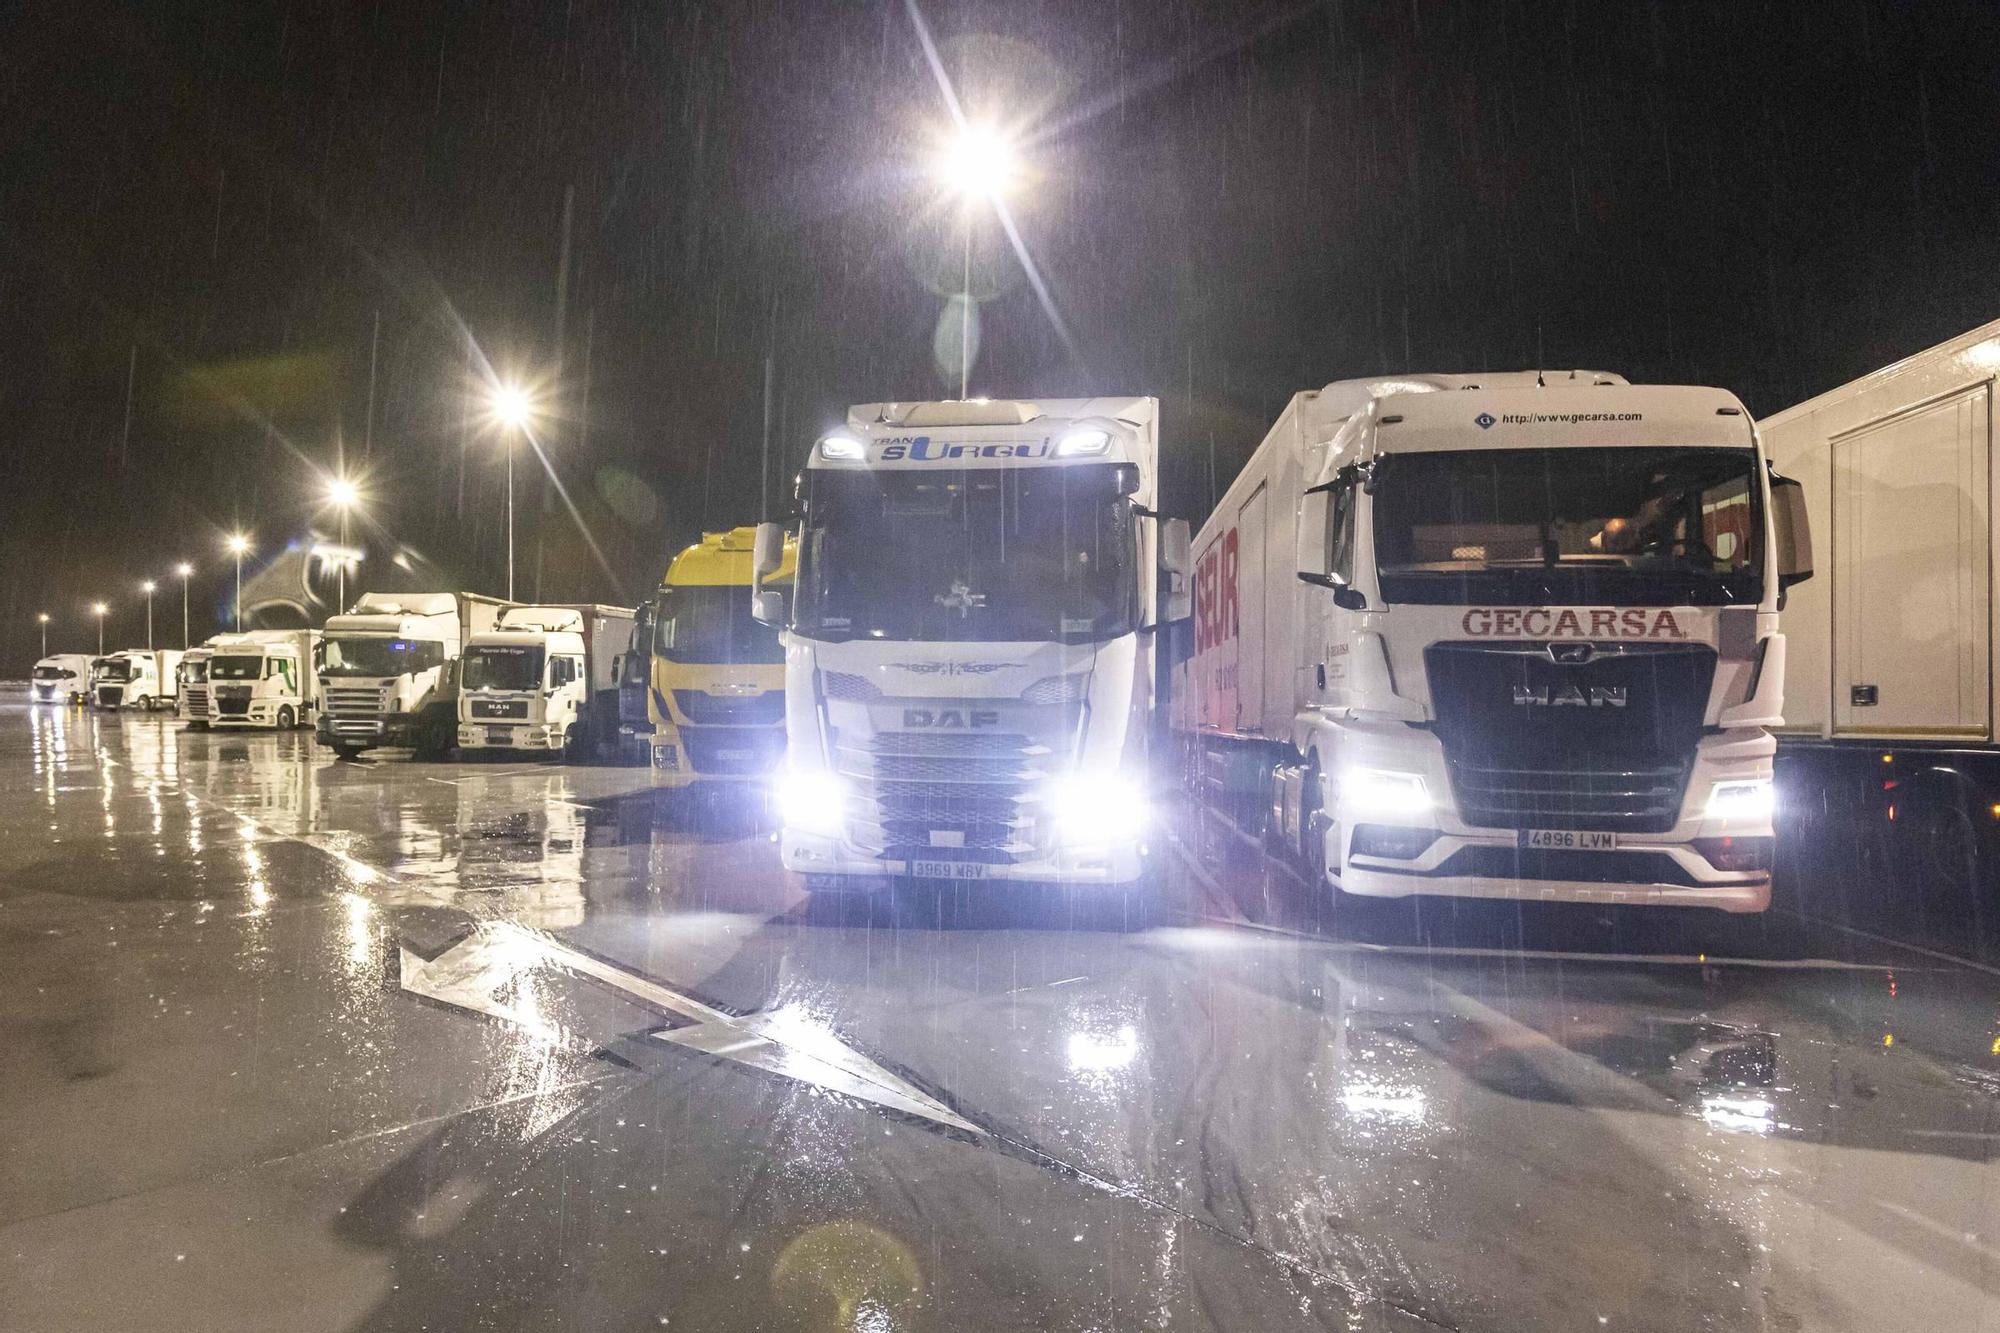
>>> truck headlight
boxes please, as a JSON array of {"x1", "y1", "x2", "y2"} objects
[
  {"x1": 1342, "y1": 768, "x2": 1432, "y2": 818},
  {"x1": 1048, "y1": 773, "x2": 1148, "y2": 845},
  {"x1": 1706, "y1": 779, "x2": 1775, "y2": 822},
  {"x1": 776, "y1": 769, "x2": 846, "y2": 838}
]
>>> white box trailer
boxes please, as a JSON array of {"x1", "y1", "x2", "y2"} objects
[
  {"x1": 1184, "y1": 371, "x2": 1811, "y2": 914},
  {"x1": 1760, "y1": 318, "x2": 2000, "y2": 744}
]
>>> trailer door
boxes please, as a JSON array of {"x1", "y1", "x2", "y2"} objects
[
  {"x1": 1832, "y1": 383, "x2": 1991, "y2": 738},
  {"x1": 1235, "y1": 484, "x2": 1267, "y2": 732}
]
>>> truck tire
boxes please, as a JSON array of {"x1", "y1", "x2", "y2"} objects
[
  {"x1": 277, "y1": 705, "x2": 296, "y2": 730},
  {"x1": 329, "y1": 742, "x2": 363, "y2": 760}
]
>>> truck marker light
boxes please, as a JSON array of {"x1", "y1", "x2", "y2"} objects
[
  {"x1": 1705, "y1": 779, "x2": 1774, "y2": 822},
  {"x1": 1342, "y1": 768, "x2": 1431, "y2": 818},
  {"x1": 1048, "y1": 774, "x2": 1148, "y2": 844},
  {"x1": 1055, "y1": 429, "x2": 1111, "y2": 457},
  {"x1": 819, "y1": 435, "x2": 865, "y2": 461}
]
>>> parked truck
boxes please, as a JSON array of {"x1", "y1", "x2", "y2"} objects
[
  {"x1": 177, "y1": 646, "x2": 215, "y2": 726},
  {"x1": 1760, "y1": 316, "x2": 2000, "y2": 891},
  {"x1": 30, "y1": 654, "x2": 94, "y2": 705},
  {"x1": 1185, "y1": 372, "x2": 1811, "y2": 915},
  {"x1": 752, "y1": 396, "x2": 1190, "y2": 887},
  {"x1": 648, "y1": 527, "x2": 794, "y2": 791},
  {"x1": 456, "y1": 604, "x2": 634, "y2": 760},
  {"x1": 614, "y1": 600, "x2": 657, "y2": 765},
  {"x1": 317, "y1": 592, "x2": 511, "y2": 759},
  {"x1": 205, "y1": 629, "x2": 320, "y2": 730},
  {"x1": 93, "y1": 649, "x2": 184, "y2": 711}
]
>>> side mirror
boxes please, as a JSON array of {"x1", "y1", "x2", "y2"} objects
[
  {"x1": 1158, "y1": 518, "x2": 1191, "y2": 576},
  {"x1": 1771, "y1": 474, "x2": 1813, "y2": 590},
  {"x1": 751, "y1": 522, "x2": 785, "y2": 580},
  {"x1": 752, "y1": 589, "x2": 786, "y2": 626}
]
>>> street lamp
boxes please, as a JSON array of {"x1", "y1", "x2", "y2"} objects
[
  {"x1": 934, "y1": 122, "x2": 1023, "y2": 399},
  {"x1": 226, "y1": 534, "x2": 250, "y2": 631},
  {"x1": 141, "y1": 580, "x2": 156, "y2": 650},
  {"x1": 36, "y1": 612, "x2": 48, "y2": 658},
  {"x1": 91, "y1": 602, "x2": 108, "y2": 656},
  {"x1": 486, "y1": 383, "x2": 536, "y2": 602},
  {"x1": 325, "y1": 477, "x2": 359, "y2": 610},
  {"x1": 175, "y1": 563, "x2": 193, "y2": 648}
]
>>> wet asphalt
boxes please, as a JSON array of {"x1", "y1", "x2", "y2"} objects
[{"x1": 3, "y1": 690, "x2": 1998, "y2": 1332}]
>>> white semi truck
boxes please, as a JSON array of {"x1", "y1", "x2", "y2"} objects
[
  {"x1": 205, "y1": 629, "x2": 321, "y2": 730},
  {"x1": 753, "y1": 395, "x2": 1190, "y2": 887},
  {"x1": 30, "y1": 654, "x2": 94, "y2": 704},
  {"x1": 1185, "y1": 372, "x2": 1811, "y2": 914},
  {"x1": 177, "y1": 646, "x2": 215, "y2": 726},
  {"x1": 1760, "y1": 317, "x2": 2000, "y2": 887},
  {"x1": 317, "y1": 592, "x2": 512, "y2": 759},
  {"x1": 92, "y1": 649, "x2": 184, "y2": 711},
  {"x1": 456, "y1": 604, "x2": 635, "y2": 760}
]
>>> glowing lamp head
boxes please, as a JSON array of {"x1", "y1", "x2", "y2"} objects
[
  {"x1": 937, "y1": 123, "x2": 1022, "y2": 202},
  {"x1": 175, "y1": 562, "x2": 193, "y2": 578},
  {"x1": 36, "y1": 613, "x2": 49, "y2": 624},
  {"x1": 141, "y1": 580, "x2": 155, "y2": 594},
  {"x1": 91, "y1": 602, "x2": 108, "y2": 617},
  {"x1": 327, "y1": 478, "x2": 359, "y2": 508},
  {"x1": 226, "y1": 535, "x2": 251, "y2": 556},
  {"x1": 488, "y1": 383, "x2": 534, "y2": 431}
]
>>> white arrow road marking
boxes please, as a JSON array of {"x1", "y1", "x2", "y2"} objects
[{"x1": 400, "y1": 923, "x2": 979, "y2": 1135}]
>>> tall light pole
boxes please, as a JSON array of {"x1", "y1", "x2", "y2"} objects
[
  {"x1": 486, "y1": 384, "x2": 534, "y2": 602},
  {"x1": 92, "y1": 602, "x2": 107, "y2": 656},
  {"x1": 325, "y1": 477, "x2": 359, "y2": 611},
  {"x1": 37, "y1": 612, "x2": 48, "y2": 658},
  {"x1": 226, "y1": 535, "x2": 250, "y2": 631},
  {"x1": 175, "y1": 563, "x2": 193, "y2": 648},
  {"x1": 935, "y1": 123, "x2": 1022, "y2": 399},
  {"x1": 141, "y1": 580, "x2": 156, "y2": 650}
]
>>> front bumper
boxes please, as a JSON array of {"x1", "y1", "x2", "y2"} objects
[
  {"x1": 458, "y1": 722, "x2": 561, "y2": 750},
  {"x1": 781, "y1": 828, "x2": 1146, "y2": 886},
  {"x1": 650, "y1": 723, "x2": 784, "y2": 789},
  {"x1": 1321, "y1": 722, "x2": 1775, "y2": 913},
  {"x1": 212, "y1": 699, "x2": 293, "y2": 729}
]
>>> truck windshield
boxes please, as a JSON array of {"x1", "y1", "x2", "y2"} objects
[
  {"x1": 463, "y1": 644, "x2": 545, "y2": 691},
  {"x1": 1373, "y1": 446, "x2": 1762, "y2": 606},
  {"x1": 182, "y1": 659, "x2": 208, "y2": 683},
  {"x1": 209, "y1": 655, "x2": 263, "y2": 680},
  {"x1": 322, "y1": 637, "x2": 445, "y2": 677},
  {"x1": 654, "y1": 586, "x2": 782, "y2": 664},
  {"x1": 99, "y1": 659, "x2": 134, "y2": 681},
  {"x1": 32, "y1": 665, "x2": 68, "y2": 681},
  {"x1": 794, "y1": 463, "x2": 1141, "y2": 643}
]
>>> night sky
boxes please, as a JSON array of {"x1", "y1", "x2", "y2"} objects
[{"x1": 5, "y1": 0, "x2": 1999, "y2": 670}]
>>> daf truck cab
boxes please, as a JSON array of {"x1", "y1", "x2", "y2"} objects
[
  {"x1": 318, "y1": 592, "x2": 511, "y2": 758},
  {"x1": 30, "y1": 654, "x2": 93, "y2": 705},
  {"x1": 457, "y1": 605, "x2": 634, "y2": 760},
  {"x1": 94, "y1": 649, "x2": 183, "y2": 710},
  {"x1": 1188, "y1": 373, "x2": 1811, "y2": 914},
  {"x1": 206, "y1": 629, "x2": 320, "y2": 729},
  {"x1": 753, "y1": 396, "x2": 1190, "y2": 887},
  {"x1": 647, "y1": 527, "x2": 794, "y2": 790}
]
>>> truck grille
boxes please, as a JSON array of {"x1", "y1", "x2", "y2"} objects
[
  {"x1": 835, "y1": 731, "x2": 1054, "y2": 863},
  {"x1": 1425, "y1": 641, "x2": 1714, "y2": 834},
  {"x1": 679, "y1": 726, "x2": 787, "y2": 775},
  {"x1": 182, "y1": 686, "x2": 208, "y2": 716},
  {"x1": 325, "y1": 685, "x2": 386, "y2": 739},
  {"x1": 673, "y1": 689, "x2": 783, "y2": 726},
  {"x1": 468, "y1": 696, "x2": 530, "y2": 720},
  {"x1": 96, "y1": 686, "x2": 124, "y2": 709},
  {"x1": 214, "y1": 688, "x2": 251, "y2": 718}
]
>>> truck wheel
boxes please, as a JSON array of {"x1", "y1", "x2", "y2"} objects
[
  {"x1": 330, "y1": 742, "x2": 363, "y2": 760},
  {"x1": 276, "y1": 706, "x2": 296, "y2": 730},
  {"x1": 561, "y1": 724, "x2": 584, "y2": 765},
  {"x1": 1300, "y1": 764, "x2": 1329, "y2": 885}
]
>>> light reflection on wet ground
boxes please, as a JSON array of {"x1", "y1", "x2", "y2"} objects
[{"x1": 2, "y1": 692, "x2": 1998, "y2": 1331}]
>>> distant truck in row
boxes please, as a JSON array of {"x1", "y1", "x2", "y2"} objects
[
  {"x1": 205, "y1": 630, "x2": 320, "y2": 730},
  {"x1": 648, "y1": 527, "x2": 794, "y2": 792},
  {"x1": 92, "y1": 648, "x2": 184, "y2": 711},
  {"x1": 456, "y1": 604, "x2": 633, "y2": 760},
  {"x1": 753, "y1": 396, "x2": 1190, "y2": 888},
  {"x1": 1182, "y1": 372, "x2": 1811, "y2": 915},
  {"x1": 318, "y1": 592, "x2": 512, "y2": 759},
  {"x1": 30, "y1": 654, "x2": 94, "y2": 704}
]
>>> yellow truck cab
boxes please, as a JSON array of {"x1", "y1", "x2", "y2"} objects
[{"x1": 648, "y1": 527, "x2": 795, "y2": 789}]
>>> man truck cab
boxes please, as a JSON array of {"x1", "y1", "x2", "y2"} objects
[
  {"x1": 648, "y1": 527, "x2": 794, "y2": 790},
  {"x1": 457, "y1": 605, "x2": 634, "y2": 760},
  {"x1": 206, "y1": 629, "x2": 320, "y2": 729},
  {"x1": 30, "y1": 655, "x2": 93, "y2": 704}
]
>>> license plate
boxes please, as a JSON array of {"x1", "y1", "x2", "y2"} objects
[
  {"x1": 486, "y1": 727, "x2": 511, "y2": 745},
  {"x1": 1519, "y1": 829, "x2": 1617, "y2": 851},
  {"x1": 910, "y1": 860, "x2": 989, "y2": 881}
]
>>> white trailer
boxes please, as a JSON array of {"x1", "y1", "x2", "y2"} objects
[
  {"x1": 93, "y1": 649, "x2": 184, "y2": 710},
  {"x1": 30, "y1": 654, "x2": 93, "y2": 705},
  {"x1": 1185, "y1": 372, "x2": 1811, "y2": 914},
  {"x1": 753, "y1": 395, "x2": 1190, "y2": 888},
  {"x1": 456, "y1": 604, "x2": 634, "y2": 760},
  {"x1": 317, "y1": 592, "x2": 512, "y2": 758},
  {"x1": 205, "y1": 629, "x2": 320, "y2": 730}
]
